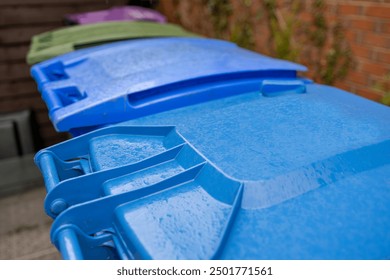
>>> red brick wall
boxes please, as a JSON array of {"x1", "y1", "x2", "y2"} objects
[
  {"x1": 0, "y1": 0, "x2": 127, "y2": 147},
  {"x1": 332, "y1": 1, "x2": 390, "y2": 101},
  {"x1": 158, "y1": 0, "x2": 390, "y2": 103}
]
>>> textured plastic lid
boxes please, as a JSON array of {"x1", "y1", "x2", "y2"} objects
[
  {"x1": 35, "y1": 83, "x2": 390, "y2": 259},
  {"x1": 26, "y1": 21, "x2": 197, "y2": 64},
  {"x1": 65, "y1": 6, "x2": 166, "y2": 25},
  {"x1": 31, "y1": 37, "x2": 307, "y2": 133}
]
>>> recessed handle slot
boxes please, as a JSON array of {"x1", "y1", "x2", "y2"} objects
[
  {"x1": 261, "y1": 80, "x2": 306, "y2": 97},
  {"x1": 42, "y1": 86, "x2": 86, "y2": 113},
  {"x1": 41, "y1": 61, "x2": 69, "y2": 81},
  {"x1": 56, "y1": 86, "x2": 86, "y2": 106}
]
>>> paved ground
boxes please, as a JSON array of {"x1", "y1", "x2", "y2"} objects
[{"x1": 0, "y1": 186, "x2": 61, "y2": 260}]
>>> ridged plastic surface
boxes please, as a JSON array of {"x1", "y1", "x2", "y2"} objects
[
  {"x1": 35, "y1": 83, "x2": 390, "y2": 260},
  {"x1": 30, "y1": 37, "x2": 307, "y2": 134}
]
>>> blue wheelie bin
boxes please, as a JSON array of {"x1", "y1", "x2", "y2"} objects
[
  {"x1": 35, "y1": 78, "x2": 390, "y2": 259},
  {"x1": 30, "y1": 37, "x2": 307, "y2": 136}
]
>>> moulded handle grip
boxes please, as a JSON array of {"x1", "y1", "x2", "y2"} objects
[
  {"x1": 31, "y1": 67, "x2": 50, "y2": 88},
  {"x1": 35, "y1": 151, "x2": 60, "y2": 193},
  {"x1": 31, "y1": 61, "x2": 69, "y2": 88},
  {"x1": 41, "y1": 88, "x2": 64, "y2": 113},
  {"x1": 57, "y1": 227, "x2": 84, "y2": 260},
  {"x1": 127, "y1": 75, "x2": 264, "y2": 109},
  {"x1": 42, "y1": 86, "x2": 86, "y2": 114},
  {"x1": 260, "y1": 79, "x2": 307, "y2": 97}
]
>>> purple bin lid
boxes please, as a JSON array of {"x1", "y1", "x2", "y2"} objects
[{"x1": 65, "y1": 6, "x2": 166, "y2": 25}]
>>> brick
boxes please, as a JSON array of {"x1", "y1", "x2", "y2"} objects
[
  {"x1": 298, "y1": 11, "x2": 312, "y2": 22},
  {"x1": 326, "y1": 14, "x2": 338, "y2": 24},
  {"x1": 354, "y1": 87, "x2": 384, "y2": 102},
  {"x1": 327, "y1": 2, "x2": 339, "y2": 15},
  {"x1": 345, "y1": 71, "x2": 368, "y2": 86},
  {"x1": 348, "y1": 18, "x2": 375, "y2": 31},
  {"x1": 344, "y1": 30, "x2": 357, "y2": 42},
  {"x1": 361, "y1": 61, "x2": 390, "y2": 76},
  {"x1": 338, "y1": 4, "x2": 362, "y2": 15},
  {"x1": 366, "y1": 5, "x2": 390, "y2": 19},
  {"x1": 355, "y1": 30, "x2": 364, "y2": 44},
  {"x1": 157, "y1": 0, "x2": 180, "y2": 23},
  {"x1": 375, "y1": 49, "x2": 390, "y2": 64},
  {"x1": 364, "y1": 33, "x2": 390, "y2": 48},
  {"x1": 380, "y1": 20, "x2": 390, "y2": 34},
  {"x1": 333, "y1": 80, "x2": 348, "y2": 90},
  {"x1": 374, "y1": 79, "x2": 390, "y2": 101},
  {"x1": 340, "y1": 81, "x2": 359, "y2": 93},
  {"x1": 334, "y1": 81, "x2": 359, "y2": 95},
  {"x1": 350, "y1": 44, "x2": 372, "y2": 59}
]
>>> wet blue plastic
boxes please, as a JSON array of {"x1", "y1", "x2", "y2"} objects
[
  {"x1": 35, "y1": 82, "x2": 390, "y2": 260},
  {"x1": 30, "y1": 37, "x2": 307, "y2": 134}
]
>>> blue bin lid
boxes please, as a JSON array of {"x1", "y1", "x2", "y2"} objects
[
  {"x1": 31, "y1": 37, "x2": 307, "y2": 133},
  {"x1": 36, "y1": 82, "x2": 390, "y2": 259}
]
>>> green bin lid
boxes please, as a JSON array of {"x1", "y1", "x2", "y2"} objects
[{"x1": 27, "y1": 21, "x2": 199, "y2": 64}]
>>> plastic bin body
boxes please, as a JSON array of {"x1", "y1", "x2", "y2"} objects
[
  {"x1": 35, "y1": 82, "x2": 390, "y2": 260},
  {"x1": 65, "y1": 6, "x2": 166, "y2": 25},
  {"x1": 31, "y1": 37, "x2": 307, "y2": 135},
  {"x1": 27, "y1": 21, "x2": 197, "y2": 64}
]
